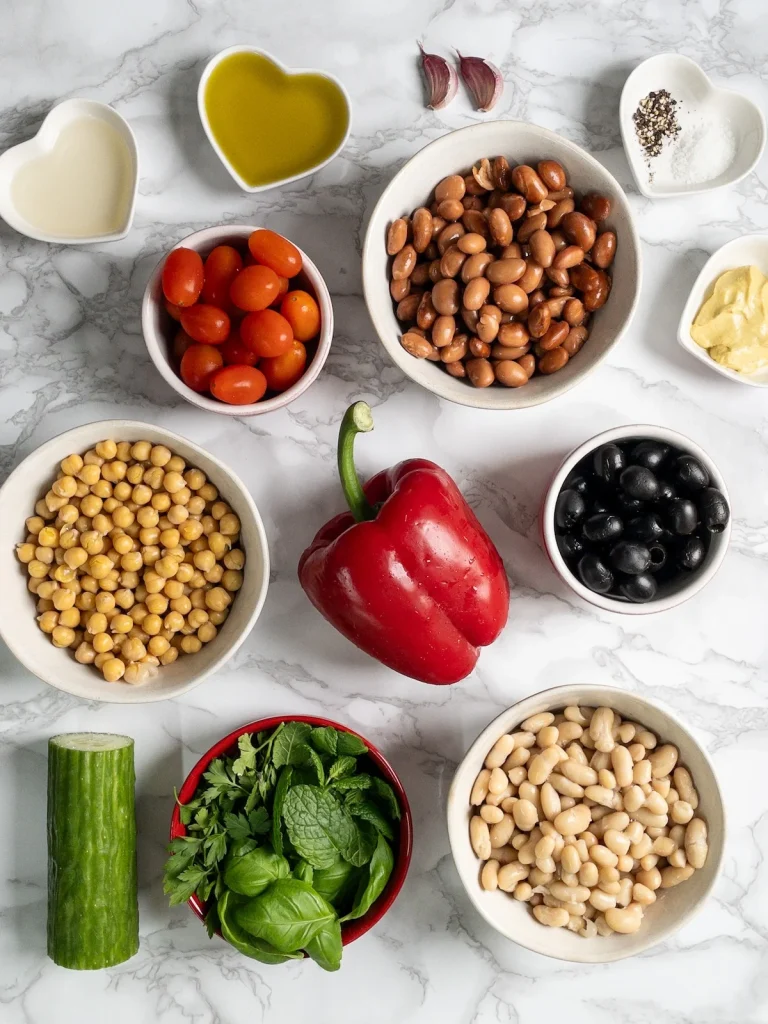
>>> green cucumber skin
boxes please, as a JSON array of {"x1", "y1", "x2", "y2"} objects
[{"x1": 47, "y1": 736, "x2": 139, "y2": 969}]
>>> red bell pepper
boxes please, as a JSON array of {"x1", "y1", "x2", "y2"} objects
[{"x1": 298, "y1": 402, "x2": 510, "y2": 684}]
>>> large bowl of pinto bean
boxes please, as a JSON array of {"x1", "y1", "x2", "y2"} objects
[{"x1": 362, "y1": 121, "x2": 641, "y2": 410}]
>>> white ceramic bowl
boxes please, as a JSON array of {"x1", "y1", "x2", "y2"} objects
[
  {"x1": 677, "y1": 233, "x2": 768, "y2": 387},
  {"x1": 0, "y1": 420, "x2": 269, "y2": 703},
  {"x1": 362, "y1": 120, "x2": 641, "y2": 411},
  {"x1": 142, "y1": 225, "x2": 333, "y2": 417},
  {"x1": 620, "y1": 54, "x2": 765, "y2": 199},
  {"x1": 541, "y1": 425, "x2": 731, "y2": 615},
  {"x1": 447, "y1": 684, "x2": 725, "y2": 963},
  {"x1": 198, "y1": 46, "x2": 351, "y2": 193},
  {"x1": 0, "y1": 98, "x2": 138, "y2": 244}
]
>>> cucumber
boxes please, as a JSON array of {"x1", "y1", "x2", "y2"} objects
[{"x1": 47, "y1": 733, "x2": 138, "y2": 969}]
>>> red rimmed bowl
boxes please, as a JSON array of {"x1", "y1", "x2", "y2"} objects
[{"x1": 170, "y1": 714, "x2": 413, "y2": 949}]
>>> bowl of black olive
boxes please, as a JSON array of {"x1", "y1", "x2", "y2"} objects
[{"x1": 542, "y1": 425, "x2": 731, "y2": 612}]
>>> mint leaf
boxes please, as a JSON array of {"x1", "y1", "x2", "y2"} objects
[
  {"x1": 282, "y1": 785, "x2": 359, "y2": 869},
  {"x1": 272, "y1": 722, "x2": 313, "y2": 768},
  {"x1": 310, "y1": 726, "x2": 339, "y2": 756},
  {"x1": 331, "y1": 774, "x2": 372, "y2": 792},
  {"x1": 345, "y1": 793, "x2": 394, "y2": 841},
  {"x1": 271, "y1": 766, "x2": 293, "y2": 857},
  {"x1": 371, "y1": 777, "x2": 401, "y2": 821},
  {"x1": 341, "y1": 817, "x2": 378, "y2": 867},
  {"x1": 336, "y1": 732, "x2": 367, "y2": 756},
  {"x1": 307, "y1": 747, "x2": 325, "y2": 786},
  {"x1": 328, "y1": 756, "x2": 356, "y2": 781}
]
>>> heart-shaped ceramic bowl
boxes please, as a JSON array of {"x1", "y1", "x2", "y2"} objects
[
  {"x1": 0, "y1": 98, "x2": 138, "y2": 244},
  {"x1": 197, "y1": 46, "x2": 351, "y2": 193},
  {"x1": 620, "y1": 54, "x2": 765, "y2": 198}
]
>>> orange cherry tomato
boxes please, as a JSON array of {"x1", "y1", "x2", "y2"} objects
[
  {"x1": 180, "y1": 344, "x2": 224, "y2": 392},
  {"x1": 273, "y1": 276, "x2": 290, "y2": 304},
  {"x1": 202, "y1": 245, "x2": 243, "y2": 307},
  {"x1": 280, "y1": 289, "x2": 320, "y2": 342},
  {"x1": 240, "y1": 309, "x2": 294, "y2": 358},
  {"x1": 229, "y1": 265, "x2": 281, "y2": 312},
  {"x1": 165, "y1": 299, "x2": 184, "y2": 321},
  {"x1": 173, "y1": 328, "x2": 196, "y2": 362},
  {"x1": 221, "y1": 331, "x2": 259, "y2": 367},
  {"x1": 248, "y1": 229, "x2": 302, "y2": 278},
  {"x1": 210, "y1": 365, "x2": 268, "y2": 405},
  {"x1": 179, "y1": 304, "x2": 230, "y2": 344},
  {"x1": 260, "y1": 340, "x2": 307, "y2": 393},
  {"x1": 162, "y1": 248, "x2": 204, "y2": 307}
]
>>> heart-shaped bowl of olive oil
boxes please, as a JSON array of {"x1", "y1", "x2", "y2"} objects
[{"x1": 198, "y1": 46, "x2": 351, "y2": 192}]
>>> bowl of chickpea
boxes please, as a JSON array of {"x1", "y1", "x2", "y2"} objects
[{"x1": 0, "y1": 420, "x2": 269, "y2": 703}]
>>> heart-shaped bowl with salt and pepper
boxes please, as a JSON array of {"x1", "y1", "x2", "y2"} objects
[{"x1": 620, "y1": 53, "x2": 765, "y2": 199}]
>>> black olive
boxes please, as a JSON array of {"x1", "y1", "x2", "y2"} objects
[
  {"x1": 616, "y1": 492, "x2": 645, "y2": 514},
  {"x1": 619, "y1": 465, "x2": 660, "y2": 501},
  {"x1": 629, "y1": 440, "x2": 669, "y2": 471},
  {"x1": 656, "y1": 480, "x2": 677, "y2": 503},
  {"x1": 678, "y1": 536, "x2": 706, "y2": 571},
  {"x1": 583, "y1": 513, "x2": 623, "y2": 543},
  {"x1": 590, "y1": 496, "x2": 612, "y2": 515},
  {"x1": 673, "y1": 455, "x2": 710, "y2": 493},
  {"x1": 555, "y1": 488, "x2": 586, "y2": 530},
  {"x1": 626, "y1": 513, "x2": 665, "y2": 543},
  {"x1": 593, "y1": 443, "x2": 625, "y2": 483},
  {"x1": 578, "y1": 553, "x2": 614, "y2": 594},
  {"x1": 698, "y1": 487, "x2": 730, "y2": 533},
  {"x1": 610, "y1": 540, "x2": 651, "y2": 575},
  {"x1": 666, "y1": 498, "x2": 698, "y2": 536},
  {"x1": 619, "y1": 573, "x2": 658, "y2": 603},
  {"x1": 567, "y1": 475, "x2": 591, "y2": 496},
  {"x1": 647, "y1": 543, "x2": 667, "y2": 572},
  {"x1": 557, "y1": 533, "x2": 584, "y2": 561}
]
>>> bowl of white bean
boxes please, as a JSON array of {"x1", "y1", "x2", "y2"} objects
[
  {"x1": 447, "y1": 684, "x2": 724, "y2": 963},
  {"x1": 0, "y1": 420, "x2": 269, "y2": 703}
]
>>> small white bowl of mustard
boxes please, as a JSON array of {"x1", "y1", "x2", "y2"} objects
[{"x1": 678, "y1": 234, "x2": 768, "y2": 388}]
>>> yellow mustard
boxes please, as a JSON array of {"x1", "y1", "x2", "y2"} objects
[{"x1": 691, "y1": 265, "x2": 768, "y2": 374}]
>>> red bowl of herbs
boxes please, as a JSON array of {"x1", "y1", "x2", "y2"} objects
[{"x1": 166, "y1": 715, "x2": 413, "y2": 971}]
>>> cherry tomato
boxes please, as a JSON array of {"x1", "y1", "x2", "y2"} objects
[
  {"x1": 240, "y1": 309, "x2": 294, "y2": 358},
  {"x1": 221, "y1": 331, "x2": 259, "y2": 367},
  {"x1": 180, "y1": 344, "x2": 224, "y2": 392},
  {"x1": 179, "y1": 304, "x2": 230, "y2": 344},
  {"x1": 229, "y1": 265, "x2": 280, "y2": 312},
  {"x1": 173, "y1": 328, "x2": 196, "y2": 362},
  {"x1": 202, "y1": 245, "x2": 243, "y2": 307},
  {"x1": 165, "y1": 299, "x2": 184, "y2": 321},
  {"x1": 280, "y1": 289, "x2": 320, "y2": 342},
  {"x1": 210, "y1": 365, "x2": 268, "y2": 405},
  {"x1": 260, "y1": 340, "x2": 307, "y2": 393},
  {"x1": 162, "y1": 248, "x2": 204, "y2": 307},
  {"x1": 248, "y1": 229, "x2": 302, "y2": 278},
  {"x1": 273, "y1": 276, "x2": 290, "y2": 304}
]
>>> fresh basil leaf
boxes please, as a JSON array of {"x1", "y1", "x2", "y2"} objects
[
  {"x1": 307, "y1": 748, "x2": 325, "y2": 786},
  {"x1": 311, "y1": 857, "x2": 356, "y2": 906},
  {"x1": 340, "y1": 834, "x2": 394, "y2": 922},
  {"x1": 232, "y1": 733, "x2": 257, "y2": 776},
  {"x1": 345, "y1": 795, "x2": 394, "y2": 841},
  {"x1": 248, "y1": 806, "x2": 271, "y2": 834},
  {"x1": 328, "y1": 756, "x2": 356, "y2": 781},
  {"x1": 218, "y1": 890, "x2": 302, "y2": 964},
  {"x1": 271, "y1": 766, "x2": 293, "y2": 857},
  {"x1": 371, "y1": 777, "x2": 402, "y2": 820},
  {"x1": 234, "y1": 878, "x2": 335, "y2": 954},
  {"x1": 272, "y1": 722, "x2": 313, "y2": 768},
  {"x1": 282, "y1": 785, "x2": 359, "y2": 869},
  {"x1": 331, "y1": 775, "x2": 372, "y2": 792},
  {"x1": 224, "y1": 845, "x2": 290, "y2": 897},
  {"x1": 342, "y1": 817, "x2": 378, "y2": 867},
  {"x1": 304, "y1": 917, "x2": 342, "y2": 972},
  {"x1": 336, "y1": 732, "x2": 368, "y2": 756},
  {"x1": 294, "y1": 859, "x2": 314, "y2": 885},
  {"x1": 309, "y1": 726, "x2": 338, "y2": 756}
]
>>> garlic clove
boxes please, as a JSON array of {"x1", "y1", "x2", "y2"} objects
[
  {"x1": 418, "y1": 43, "x2": 458, "y2": 110},
  {"x1": 458, "y1": 53, "x2": 503, "y2": 112}
]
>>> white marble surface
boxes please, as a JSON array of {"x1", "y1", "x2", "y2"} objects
[{"x1": 1, "y1": 2, "x2": 767, "y2": 1021}]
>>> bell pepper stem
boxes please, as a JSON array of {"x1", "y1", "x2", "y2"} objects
[{"x1": 338, "y1": 401, "x2": 376, "y2": 522}]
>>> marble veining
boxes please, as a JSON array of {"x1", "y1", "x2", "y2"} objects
[{"x1": 2, "y1": 1, "x2": 768, "y2": 1021}]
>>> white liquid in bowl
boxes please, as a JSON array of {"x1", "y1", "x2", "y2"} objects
[{"x1": 11, "y1": 115, "x2": 134, "y2": 238}]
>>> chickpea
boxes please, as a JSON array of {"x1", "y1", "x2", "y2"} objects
[
  {"x1": 115, "y1": 588, "x2": 135, "y2": 610},
  {"x1": 35, "y1": 546, "x2": 54, "y2": 565},
  {"x1": 162, "y1": 471, "x2": 184, "y2": 494},
  {"x1": 143, "y1": 614, "x2": 163, "y2": 636},
  {"x1": 77, "y1": 464, "x2": 101, "y2": 486},
  {"x1": 175, "y1": 562, "x2": 195, "y2": 584},
  {"x1": 155, "y1": 556, "x2": 179, "y2": 579},
  {"x1": 80, "y1": 494, "x2": 102, "y2": 517},
  {"x1": 181, "y1": 635, "x2": 202, "y2": 654},
  {"x1": 148, "y1": 635, "x2": 171, "y2": 657},
  {"x1": 143, "y1": 466, "x2": 164, "y2": 490},
  {"x1": 88, "y1": 554, "x2": 114, "y2": 580},
  {"x1": 112, "y1": 506, "x2": 134, "y2": 529},
  {"x1": 113, "y1": 534, "x2": 133, "y2": 555},
  {"x1": 132, "y1": 484, "x2": 152, "y2": 506},
  {"x1": 114, "y1": 481, "x2": 132, "y2": 501},
  {"x1": 208, "y1": 609, "x2": 228, "y2": 626},
  {"x1": 102, "y1": 460, "x2": 127, "y2": 483},
  {"x1": 53, "y1": 564, "x2": 76, "y2": 584},
  {"x1": 151, "y1": 492, "x2": 172, "y2": 512},
  {"x1": 163, "y1": 579, "x2": 184, "y2": 600},
  {"x1": 92, "y1": 514, "x2": 113, "y2": 535},
  {"x1": 148, "y1": 445, "x2": 170, "y2": 467},
  {"x1": 121, "y1": 638, "x2": 147, "y2": 662},
  {"x1": 139, "y1": 526, "x2": 160, "y2": 546},
  {"x1": 52, "y1": 588, "x2": 76, "y2": 611},
  {"x1": 52, "y1": 476, "x2": 78, "y2": 499},
  {"x1": 205, "y1": 564, "x2": 224, "y2": 584},
  {"x1": 52, "y1": 625, "x2": 76, "y2": 648},
  {"x1": 160, "y1": 646, "x2": 179, "y2": 666},
  {"x1": 146, "y1": 593, "x2": 169, "y2": 615},
  {"x1": 81, "y1": 531, "x2": 104, "y2": 555},
  {"x1": 102, "y1": 658, "x2": 126, "y2": 682},
  {"x1": 110, "y1": 614, "x2": 133, "y2": 634},
  {"x1": 38, "y1": 610, "x2": 59, "y2": 633},
  {"x1": 113, "y1": 442, "x2": 130, "y2": 461},
  {"x1": 187, "y1": 608, "x2": 209, "y2": 629},
  {"x1": 187, "y1": 496, "x2": 206, "y2": 516},
  {"x1": 76, "y1": 592, "x2": 96, "y2": 611},
  {"x1": 130, "y1": 441, "x2": 152, "y2": 462},
  {"x1": 164, "y1": 610, "x2": 185, "y2": 632},
  {"x1": 205, "y1": 587, "x2": 231, "y2": 612},
  {"x1": 222, "y1": 569, "x2": 243, "y2": 592},
  {"x1": 75, "y1": 642, "x2": 96, "y2": 665},
  {"x1": 184, "y1": 468, "x2": 206, "y2": 490},
  {"x1": 121, "y1": 551, "x2": 143, "y2": 572},
  {"x1": 211, "y1": 501, "x2": 230, "y2": 520},
  {"x1": 37, "y1": 580, "x2": 58, "y2": 600},
  {"x1": 61, "y1": 454, "x2": 84, "y2": 476},
  {"x1": 171, "y1": 595, "x2": 192, "y2": 616},
  {"x1": 95, "y1": 592, "x2": 116, "y2": 614},
  {"x1": 130, "y1": 602, "x2": 148, "y2": 624},
  {"x1": 198, "y1": 622, "x2": 217, "y2": 644},
  {"x1": 224, "y1": 549, "x2": 245, "y2": 571},
  {"x1": 218, "y1": 513, "x2": 240, "y2": 537},
  {"x1": 159, "y1": 528, "x2": 180, "y2": 549},
  {"x1": 142, "y1": 545, "x2": 161, "y2": 566},
  {"x1": 193, "y1": 549, "x2": 216, "y2": 573},
  {"x1": 58, "y1": 608, "x2": 81, "y2": 629},
  {"x1": 37, "y1": 526, "x2": 59, "y2": 547},
  {"x1": 28, "y1": 559, "x2": 50, "y2": 579},
  {"x1": 198, "y1": 482, "x2": 217, "y2": 502}
]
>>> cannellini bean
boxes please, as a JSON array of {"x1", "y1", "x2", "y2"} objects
[
  {"x1": 635, "y1": 730, "x2": 657, "y2": 750},
  {"x1": 561, "y1": 845, "x2": 582, "y2": 876},
  {"x1": 611, "y1": 746, "x2": 634, "y2": 788},
  {"x1": 629, "y1": 833, "x2": 652, "y2": 859},
  {"x1": 598, "y1": 769, "x2": 617, "y2": 790},
  {"x1": 490, "y1": 814, "x2": 515, "y2": 848},
  {"x1": 560, "y1": 796, "x2": 576, "y2": 810},
  {"x1": 549, "y1": 881, "x2": 590, "y2": 904},
  {"x1": 574, "y1": 839, "x2": 590, "y2": 862},
  {"x1": 549, "y1": 773, "x2": 584, "y2": 798},
  {"x1": 511, "y1": 730, "x2": 537, "y2": 748},
  {"x1": 623, "y1": 785, "x2": 645, "y2": 812},
  {"x1": 584, "y1": 785, "x2": 618, "y2": 809},
  {"x1": 616, "y1": 878, "x2": 633, "y2": 908},
  {"x1": 513, "y1": 881, "x2": 533, "y2": 901},
  {"x1": 540, "y1": 782, "x2": 561, "y2": 822},
  {"x1": 649, "y1": 744, "x2": 678, "y2": 778},
  {"x1": 480, "y1": 804, "x2": 504, "y2": 824},
  {"x1": 528, "y1": 867, "x2": 554, "y2": 887},
  {"x1": 501, "y1": 797, "x2": 519, "y2": 814},
  {"x1": 595, "y1": 913, "x2": 613, "y2": 936},
  {"x1": 554, "y1": 803, "x2": 591, "y2": 836},
  {"x1": 660, "y1": 864, "x2": 695, "y2": 888},
  {"x1": 488, "y1": 766, "x2": 508, "y2": 795},
  {"x1": 527, "y1": 746, "x2": 561, "y2": 785},
  {"x1": 651, "y1": 777, "x2": 671, "y2": 799},
  {"x1": 578, "y1": 861, "x2": 599, "y2": 888},
  {"x1": 639, "y1": 854, "x2": 658, "y2": 871},
  {"x1": 589, "y1": 750, "x2": 611, "y2": 772},
  {"x1": 668, "y1": 847, "x2": 688, "y2": 868},
  {"x1": 498, "y1": 862, "x2": 530, "y2": 891},
  {"x1": 632, "y1": 882, "x2": 656, "y2": 906},
  {"x1": 504, "y1": 747, "x2": 530, "y2": 770},
  {"x1": 671, "y1": 800, "x2": 694, "y2": 825},
  {"x1": 589, "y1": 887, "x2": 616, "y2": 912},
  {"x1": 644, "y1": 790, "x2": 668, "y2": 816},
  {"x1": 605, "y1": 903, "x2": 643, "y2": 934},
  {"x1": 627, "y1": 743, "x2": 646, "y2": 763},
  {"x1": 507, "y1": 766, "x2": 527, "y2": 786},
  {"x1": 471, "y1": 768, "x2": 491, "y2": 805},
  {"x1": 470, "y1": 816, "x2": 491, "y2": 860},
  {"x1": 534, "y1": 835, "x2": 555, "y2": 860},
  {"x1": 512, "y1": 799, "x2": 539, "y2": 832},
  {"x1": 685, "y1": 818, "x2": 708, "y2": 869},
  {"x1": 673, "y1": 766, "x2": 699, "y2": 809},
  {"x1": 603, "y1": 829, "x2": 631, "y2": 857},
  {"x1": 589, "y1": 707, "x2": 615, "y2": 753},
  {"x1": 617, "y1": 722, "x2": 637, "y2": 743},
  {"x1": 566, "y1": 915, "x2": 583, "y2": 933},
  {"x1": 558, "y1": 721, "x2": 583, "y2": 744},
  {"x1": 628, "y1": 807, "x2": 668, "y2": 829},
  {"x1": 495, "y1": 844, "x2": 518, "y2": 865},
  {"x1": 521, "y1": 712, "x2": 554, "y2": 733},
  {"x1": 580, "y1": 917, "x2": 598, "y2": 938},
  {"x1": 601, "y1": 811, "x2": 630, "y2": 832},
  {"x1": 652, "y1": 836, "x2": 676, "y2": 857},
  {"x1": 566, "y1": 742, "x2": 588, "y2": 765},
  {"x1": 635, "y1": 867, "x2": 661, "y2": 891},
  {"x1": 481, "y1": 859, "x2": 499, "y2": 891},
  {"x1": 624, "y1": 820, "x2": 644, "y2": 844},
  {"x1": 533, "y1": 905, "x2": 569, "y2": 928},
  {"x1": 560, "y1": 759, "x2": 598, "y2": 787},
  {"x1": 485, "y1": 784, "x2": 512, "y2": 807},
  {"x1": 485, "y1": 734, "x2": 516, "y2": 769},
  {"x1": 538, "y1": 725, "x2": 560, "y2": 748},
  {"x1": 590, "y1": 844, "x2": 618, "y2": 868},
  {"x1": 564, "y1": 705, "x2": 592, "y2": 726}
]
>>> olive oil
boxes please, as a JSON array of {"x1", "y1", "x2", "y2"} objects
[{"x1": 203, "y1": 52, "x2": 349, "y2": 188}]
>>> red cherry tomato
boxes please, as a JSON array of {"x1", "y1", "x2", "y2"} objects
[
  {"x1": 180, "y1": 344, "x2": 224, "y2": 392},
  {"x1": 179, "y1": 304, "x2": 230, "y2": 344},
  {"x1": 273, "y1": 276, "x2": 290, "y2": 304},
  {"x1": 221, "y1": 331, "x2": 259, "y2": 367},
  {"x1": 202, "y1": 245, "x2": 243, "y2": 307},
  {"x1": 240, "y1": 309, "x2": 294, "y2": 358},
  {"x1": 280, "y1": 290, "x2": 320, "y2": 342},
  {"x1": 210, "y1": 365, "x2": 268, "y2": 405},
  {"x1": 229, "y1": 265, "x2": 281, "y2": 312},
  {"x1": 162, "y1": 248, "x2": 204, "y2": 307},
  {"x1": 173, "y1": 328, "x2": 196, "y2": 362},
  {"x1": 260, "y1": 340, "x2": 307, "y2": 392},
  {"x1": 165, "y1": 300, "x2": 184, "y2": 321},
  {"x1": 248, "y1": 229, "x2": 303, "y2": 278}
]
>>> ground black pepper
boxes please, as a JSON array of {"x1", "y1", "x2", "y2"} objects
[{"x1": 632, "y1": 89, "x2": 681, "y2": 161}]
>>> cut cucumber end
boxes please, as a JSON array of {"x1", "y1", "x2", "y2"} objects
[{"x1": 49, "y1": 733, "x2": 134, "y2": 752}]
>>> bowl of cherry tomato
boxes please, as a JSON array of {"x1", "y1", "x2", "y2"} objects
[{"x1": 142, "y1": 225, "x2": 332, "y2": 414}]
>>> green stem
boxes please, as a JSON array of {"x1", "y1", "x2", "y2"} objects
[{"x1": 337, "y1": 402, "x2": 376, "y2": 522}]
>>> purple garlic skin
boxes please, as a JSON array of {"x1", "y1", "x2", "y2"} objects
[
  {"x1": 457, "y1": 53, "x2": 503, "y2": 112},
  {"x1": 419, "y1": 43, "x2": 459, "y2": 109}
]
